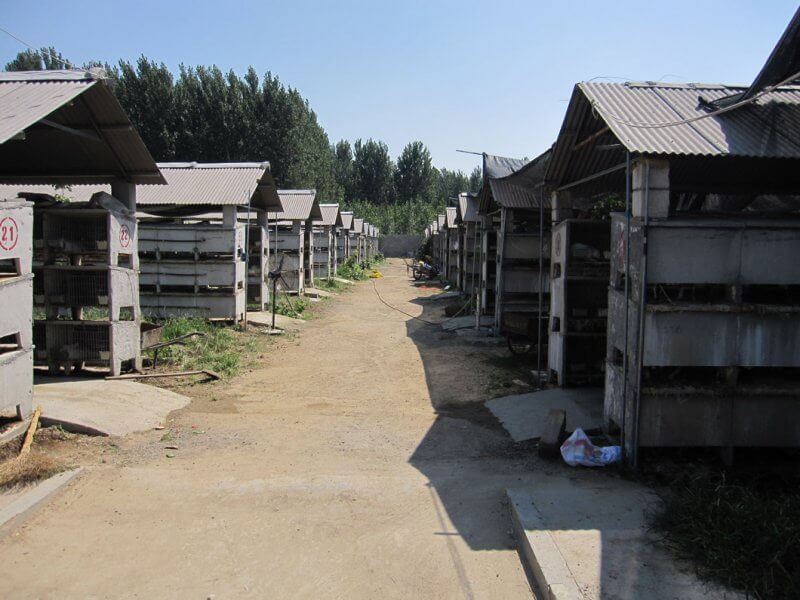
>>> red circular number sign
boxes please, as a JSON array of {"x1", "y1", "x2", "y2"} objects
[
  {"x1": 0, "y1": 216, "x2": 19, "y2": 251},
  {"x1": 119, "y1": 224, "x2": 131, "y2": 248}
]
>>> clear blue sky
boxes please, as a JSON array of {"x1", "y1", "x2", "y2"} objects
[{"x1": 1, "y1": 1, "x2": 797, "y2": 173}]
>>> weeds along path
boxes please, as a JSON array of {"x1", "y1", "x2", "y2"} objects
[{"x1": 0, "y1": 259, "x2": 534, "y2": 599}]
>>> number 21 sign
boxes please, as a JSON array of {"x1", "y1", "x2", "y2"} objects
[{"x1": 0, "y1": 217, "x2": 19, "y2": 252}]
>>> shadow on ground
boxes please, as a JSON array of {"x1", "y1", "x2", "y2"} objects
[
  {"x1": 400, "y1": 276, "x2": 719, "y2": 599},
  {"x1": 404, "y1": 280, "x2": 538, "y2": 553}
]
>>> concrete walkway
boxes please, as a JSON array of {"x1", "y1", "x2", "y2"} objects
[
  {"x1": 33, "y1": 378, "x2": 191, "y2": 436},
  {"x1": 487, "y1": 388, "x2": 603, "y2": 442},
  {"x1": 0, "y1": 260, "x2": 535, "y2": 598},
  {"x1": 508, "y1": 478, "x2": 742, "y2": 599}
]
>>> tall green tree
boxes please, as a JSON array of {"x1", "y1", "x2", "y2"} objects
[
  {"x1": 4, "y1": 46, "x2": 69, "y2": 71},
  {"x1": 332, "y1": 140, "x2": 355, "y2": 202},
  {"x1": 394, "y1": 141, "x2": 436, "y2": 202},
  {"x1": 437, "y1": 168, "x2": 470, "y2": 202},
  {"x1": 469, "y1": 166, "x2": 482, "y2": 193},
  {"x1": 352, "y1": 138, "x2": 395, "y2": 204},
  {"x1": 112, "y1": 57, "x2": 177, "y2": 160}
]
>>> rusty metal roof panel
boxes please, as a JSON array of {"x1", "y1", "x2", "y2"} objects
[
  {"x1": 0, "y1": 70, "x2": 163, "y2": 184},
  {"x1": 269, "y1": 189, "x2": 321, "y2": 221},
  {"x1": 580, "y1": 81, "x2": 800, "y2": 159}
]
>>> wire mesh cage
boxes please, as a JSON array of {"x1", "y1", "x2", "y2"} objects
[
  {"x1": 46, "y1": 322, "x2": 111, "y2": 362},
  {"x1": 43, "y1": 211, "x2": 108, "y2": 255},
  {"x1": 44, "y1": 267, "x2": 110, "y2": 306}
]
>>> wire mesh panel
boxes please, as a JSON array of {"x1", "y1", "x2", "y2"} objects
[{"x1": 44, "y1": 267, "x2": 109, "y2": 306}]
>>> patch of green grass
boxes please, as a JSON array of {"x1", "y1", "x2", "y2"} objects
[
  {"x1": 654, "y1": 468, "x2": 800, "y2": 599},
  {"x1": 314, "y1": 278, "x2": 348, "y2": 293},
  {"x1": 266, "y1": 296, "x2": 310, "y2": 320},
  {"x1": 148, "y1": 316, "x2": 258, "y2": 378}
]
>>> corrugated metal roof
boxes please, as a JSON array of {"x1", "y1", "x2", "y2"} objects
[
  {"x1": 0, "y1": 162, "x2": 281, "y2": 212},
  {"x1": 316, "y1": 203, "x2": 342, "y2": 227},
  {"x1": 581, "y1": 81, "x2": 800, "y2": 158},
  {"x1": 488, "y1": 149, "x2": 552, "y2": 210},
  {"x1": 445, "y1": 206, "x2": 459, "y2": 228},
  {"x1": 340, "y1": 211, "x2": 354, "y2": 230},
  {"x1": 0, "y1": 70, "x2": 163, "y2": 184},
  {"x1": 477, "y1": 153, "x2": 528, "y2": 213},
  {"x1": 352, "y1": 218, "x2": 364, "y2": 234},
  {"x1": 269, "y1": 190, "x2": 321, "y2": 221},
  {"x1": 0, "y1": 183, "x2": 102, "y2": 202},
  {"x1": 137, "y1": 163, "x2": 280, "y2": 211},
  {"x1": 457, "y1": 193, "x2": 479, "y2": 222},
  {"x1": 437, "y1": 214, "x2": 446, "y2": 228}
]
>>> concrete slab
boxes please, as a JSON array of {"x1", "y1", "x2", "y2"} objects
[
  {"x1": 33, "y1": 378, "x2": 190, "y2": 437},
  {"x1": 441, "y1": 315, "x2": 493, "y2": 331},
  {"x1": 247, "y1": 312, "x2": 307, "y2": 331},
  {"x1": 0, "y1": 469, "x2": 84, "y2": 534},
  {"x1": 508, "y1": 480, "x2": 742, "y2": 600},
  {"x1": 304, "y1": 287, "x2": 333, "y2": 298},
  {"x1": 487, "y1": 388, "x2": 603, "y2": 442}
]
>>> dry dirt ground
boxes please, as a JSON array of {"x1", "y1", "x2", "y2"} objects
[{"x1": 0, "y1": 259, "x2": 543, "y2": 599}]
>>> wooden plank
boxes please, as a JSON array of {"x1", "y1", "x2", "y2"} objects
[{"x1": 19, "y1": 406, "x2": 42, "y2": 458}]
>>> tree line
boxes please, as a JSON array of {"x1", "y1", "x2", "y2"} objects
[{"x1": 5, "y1": 48, "x2": 482, "y2": 233}]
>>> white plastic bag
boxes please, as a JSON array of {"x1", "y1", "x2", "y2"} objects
[{"x1": 560, "y1": 428, "x2": 621, "y2": 467}]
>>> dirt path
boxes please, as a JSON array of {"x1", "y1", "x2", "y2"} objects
[{"x1": 0, "y1": 259, "x2": 535, "y2": 599}]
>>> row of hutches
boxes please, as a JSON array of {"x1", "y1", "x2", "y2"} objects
[
  {"x1": 0, "y1": 69, "x2": 379, "y2": 423},
  {"x1": 425, "y1": 16, "x2": 800, "y2": 465}
]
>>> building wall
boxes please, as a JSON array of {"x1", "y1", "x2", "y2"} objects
[{"x1": 379, "y1": 234, "x2": 423, "y2": 257}]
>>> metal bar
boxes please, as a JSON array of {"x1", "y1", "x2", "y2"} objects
[
  {"x1": 78, "y1": 96, "x2": 130, "y2": 181},
  {"x1": 556, "y1": 162, "x2": 627, "y2": 193},
  {"x1": 632, "y1": 161, "x2": 651, "y2": 469},
  {"x1": 621, "y1": 152, "x2": 632, "y2": 463},
  {"x1": 572, "y1": 126, "x2": 611, "y2": 152},
  {"x1": 537, "y1": 188, "x2": 544, "y2": 387},
  {"x1": 39, "y1": 119, "x2": 102, "y2": 142}
]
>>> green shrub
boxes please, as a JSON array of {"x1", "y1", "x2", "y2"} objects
[
  {"x1": 338, "y1": 257, "x2": 368, "y2": 281},
  {"x1": 150, "y1": 316, "x2": 256, "y2": 378},
  {"x1": 655, "y1": 468, "x2": 800, "y2": 599}
]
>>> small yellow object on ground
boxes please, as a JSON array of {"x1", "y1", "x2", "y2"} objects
[{"x1": 369, "y1": 270, "x2": 383, "y2": 278}]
